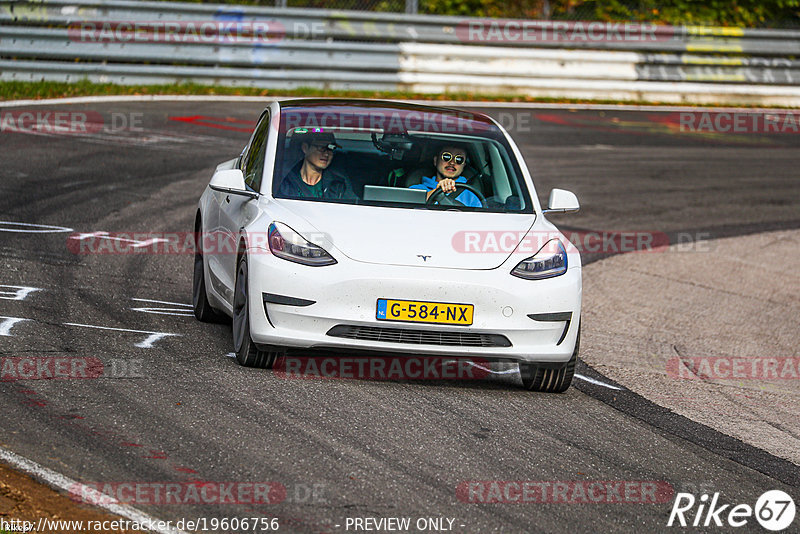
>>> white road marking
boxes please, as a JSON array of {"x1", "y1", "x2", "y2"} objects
[
  {"x1": 0, "y1": 285, "x2": 42, "y2": 301},
  {"x1": 130, "y1": 307, "x2": 194, "y2": 318},
  {"x1": 1, "y1": 95, "x2": 793, "y2": 114},
  {"x1": 133, "y1": 333, "x2": 176, "y2": 349},
  {"x1": 131, "y1": 298, "x2": 192, "y2": 307},
  {"x1": 63, "y1": 323, "x2": 180, "y2": 348},
  {"x1": 574, "y1": 373, "x2": 623, "y2": 390},
  {"x1": 0, "y1": 317, "x2": 28, "y2": 336},
  {"x1": 0, "y1": 221, "x2": 73, "y2": 233},
  {"x1": 0, "y1": 447, "x2": 188, "y2": 534},
  {"x1": 131, "y1": 298, "x2": 194, "y2": 318},
  {"x1": 579, "y1": 144, "x2": 615, "y2": 150},
  {"x1": 60, "y1": 179, "x2": 93, "y2": 188},
  {"x1": 225, "y1": 352, "x2": 236, "y2": 358}
]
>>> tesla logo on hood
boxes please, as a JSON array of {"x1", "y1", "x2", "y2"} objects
[{"x1": 417, "y1": 255, "x2": 431, "y2": 262}]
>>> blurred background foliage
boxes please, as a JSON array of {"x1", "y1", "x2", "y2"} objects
[
  {"x1": 424, "y1": 0, "x2": 800, "y2": 27},
  {"x1": 158, "y1": 0, "x2": 800, "y2": 27}
]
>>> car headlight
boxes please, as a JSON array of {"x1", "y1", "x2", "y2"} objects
[
  {"x1": 511, "y1": 239, "x2": 567, "y2": 279},
  {"x1": 268, "y1": 222, "x2": 336, "y2": 266}
]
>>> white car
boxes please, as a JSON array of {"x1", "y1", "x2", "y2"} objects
[{"x1": 193, "y1": 99, "x2": 582, "y2": 392}]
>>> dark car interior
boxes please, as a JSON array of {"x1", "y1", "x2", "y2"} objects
[{"x1": 278, "y1": 131, "x2": 520, "y2": 209}]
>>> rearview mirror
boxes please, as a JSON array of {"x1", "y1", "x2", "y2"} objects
[
  {"x1": 209, "y1": 169, "x2": 257, "y2": 199},
  {"x1": 544, "y1": 189, "x2": 580, "y2": 214}
]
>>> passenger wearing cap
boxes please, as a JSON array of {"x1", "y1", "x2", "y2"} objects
[
  {"x1": 409, "y1": 144, "x2": 482, "y2": 207},
  {"x1": 278, "y1": 131, "x2": 356, "y2": 200}
]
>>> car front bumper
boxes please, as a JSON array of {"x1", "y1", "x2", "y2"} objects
[{"x1": 247, "y1": 250, "x2": 581, "y2": 364}]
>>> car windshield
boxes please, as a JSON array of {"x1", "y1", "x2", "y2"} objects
[{"x1": 273, "y1": 103, "x2": 534, "y2": 213}]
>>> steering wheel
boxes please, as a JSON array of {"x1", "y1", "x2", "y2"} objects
[{"x1": 426, "y1": 183, "x2": 487, "y2": 207}]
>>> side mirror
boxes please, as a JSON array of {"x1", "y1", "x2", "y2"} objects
[
  {"x1": 543, "y1": 188, "x2": 580, "y2": 214},
  {"x1": 209, "y1": 169, "x2": 258, "y2": 199}
]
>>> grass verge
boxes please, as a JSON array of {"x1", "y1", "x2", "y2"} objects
[{"x1": 0, "y1": 79, "x2": 744, "y2": 107}]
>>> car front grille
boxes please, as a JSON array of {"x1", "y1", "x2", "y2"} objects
[{"x1": 326, "y1": 325, "x2": 511, "y2": 348}]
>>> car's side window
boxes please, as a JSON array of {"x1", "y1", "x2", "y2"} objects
[{"x1": 242, "y1": 111, "x2": 271, "y2": 192}]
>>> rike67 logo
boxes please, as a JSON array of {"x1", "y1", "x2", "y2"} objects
[{"x1": 668, "y1": 490, "x2": 795, "y2": 531}]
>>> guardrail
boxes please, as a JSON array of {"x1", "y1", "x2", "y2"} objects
[{"x1": 2, "y1": 0, "x2": 800, "y2": 105}]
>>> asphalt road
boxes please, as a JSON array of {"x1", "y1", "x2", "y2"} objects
[{"x1": 0, "y1": 101, "x2": 798, "y2": 533}]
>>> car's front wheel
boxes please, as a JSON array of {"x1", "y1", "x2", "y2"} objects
[
  {"x1": 232, "y1": 254, "x2": 278, "y2": 369},
  {"x1": 520, "y1": 326, "x2": 579, "y2": 393}
]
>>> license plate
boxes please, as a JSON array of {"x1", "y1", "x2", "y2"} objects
[{"x1": 376, "y1": 299, "x2": 474, "y2": 326}]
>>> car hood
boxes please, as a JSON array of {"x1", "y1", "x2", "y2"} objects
[{"x1": 274, "y1": 200, "x2": 536, "y2": 270}]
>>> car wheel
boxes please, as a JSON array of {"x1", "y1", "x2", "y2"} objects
[
  {"x1": 232, "y1": 254, "x2": 277, "y2": 369},
  {"x1": 192, "y1": 240, "x2": 225, "y2": 323},
  {"x1": 520, "y1": 326, "x2": 579, "y2": 393}
]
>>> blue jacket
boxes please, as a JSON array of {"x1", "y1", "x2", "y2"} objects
[{"x1": 409, "y1": 176, "x2": 481, "y2": 207}]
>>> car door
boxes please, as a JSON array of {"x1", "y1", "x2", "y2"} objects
[
  {"x1": 217, "y1": 110, "x2": 271, "y2": 305},
  {"x1": 205, "y1": 150, "x2": 244, "y2": 303}
]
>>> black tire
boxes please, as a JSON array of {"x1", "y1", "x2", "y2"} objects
[
  {"x1": 520, "y1": 326, "x2": 580, "y2": 393},
  {"x1": 232, "y1": 254, "x2": 277, "y2": 369},
  {"x1": 193, "y1": 234, "x2": 225, "y2": 323}
]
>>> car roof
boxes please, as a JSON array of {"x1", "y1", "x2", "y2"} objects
[{"x1": 275, "y1": 98, "x2": 496, "y2": 127}]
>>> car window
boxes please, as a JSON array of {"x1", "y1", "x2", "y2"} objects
[
  {"x1": 273, "y1": 105, "x2": 533, "y2": 213},
  {"x1": 242, "y1": 111, "x2": 270, "y2": 192}
]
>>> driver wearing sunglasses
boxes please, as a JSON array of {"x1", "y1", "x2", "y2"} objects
[
  {"x1": 409, "y1": 144, "x2": 482, "y2": 207},
  {"x1": 278, "y1": 130, "x2": 356, "y2": 200}
]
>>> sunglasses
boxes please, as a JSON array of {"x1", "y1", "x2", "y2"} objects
[
  {"x1": 440, "y1": 152, "x2": 465, "y2": 165},
  {"x1": 311, "y1": 143, "x2": 337, "y2": 152}
]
